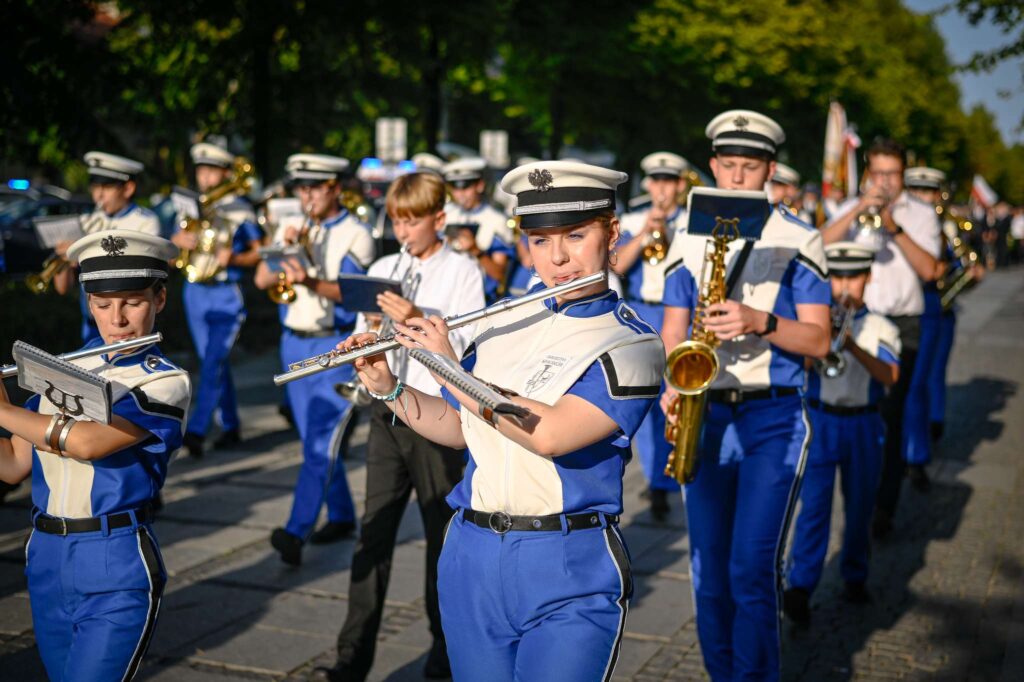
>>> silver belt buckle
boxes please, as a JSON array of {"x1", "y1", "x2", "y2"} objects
[
  {"x1": 488, "y1": 511, "x2": 513, "y2": 535},
  {"x1": 58, "y1": 517, "x2": 68, "y2": 536}
]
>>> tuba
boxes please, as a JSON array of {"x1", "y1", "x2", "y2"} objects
[
  {"x1": 662, "y1": 217, "x2": 739, "y2": 484},
  {"x1": 175, "y1": 157, "x2": 255, "y2": 283},
  {"x1": 935, "y1": 201, "x2": 980, "y2": 311}
]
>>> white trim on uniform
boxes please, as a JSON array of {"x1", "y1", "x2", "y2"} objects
[{"x1": 601, "y1": 526, "x2": 631, "y2": 682}]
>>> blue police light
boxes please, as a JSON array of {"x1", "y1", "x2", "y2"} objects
[
  {"x1": 397, "y1": 160, "x2": 416, "y2": 172},
  {"x1": 7, "y1": 179, "x2": 30, "y2": 191},
  {"x1": 361, "y1": 157, "x2": 383, "y2": 170}
]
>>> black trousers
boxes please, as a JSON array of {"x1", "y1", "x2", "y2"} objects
[
  {"x1": 875, "y1": 315, "x2": 921, "y2": 518},
  {"x1": 335, "y1": 401, "x2": 465, "y2": 679}
]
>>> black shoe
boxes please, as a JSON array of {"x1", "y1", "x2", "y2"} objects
[
  {"x1": 907, "y1": 464, "x2": 931, "y2": 493},
  {"x1": 872, "y1": 509, "x2": 893, "y2": 540},
  {"x1": 843, "y1": 581, "x2": 872, "y2": 604},
  {"x1": 309, "y1": 521, "x2": 356, "y2": 545},
  {"x1": 650, "y1": 488, "x2": 670, "y2": 522},
  {"x1": 183, "y1": 432, "x2": 204, "y2": 459},
  {"x1": 270, "y1": 528, "x2": 303, "y2": 566},
  {"x1": 930, "y1": 422, "x2": 945, "y2": 443},
  {"x1": 424, "y1": 639, "x2": 452, "y2": 679},
  {"x1": 213, "y1": 429, "x2": 242, "y2": 449},
  {"x1": 782, "y1": 587, "x2": 811, "y2": 626}
]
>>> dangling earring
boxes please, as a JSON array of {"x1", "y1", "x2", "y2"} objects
[{"x1": 609, "y1": 249, "x2": 619, "y2": 267}]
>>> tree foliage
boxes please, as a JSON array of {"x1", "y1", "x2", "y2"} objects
[{"x1": 2, "y1": 0, "x2": 1022, "y2": 203}]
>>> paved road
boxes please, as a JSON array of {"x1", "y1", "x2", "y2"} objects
[{"x1": 1, "y1": 268, "x2": 1022, "y2": 681}]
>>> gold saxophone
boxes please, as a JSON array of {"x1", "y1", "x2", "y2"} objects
[
  {"x1": 175, "y1": 157, "x2": 255, "y2": 283},
  {"x1": 662, "y1": 217, "x2": 739, "y2": 484}
]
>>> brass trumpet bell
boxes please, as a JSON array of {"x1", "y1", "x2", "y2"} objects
[{"x1": 268, "y1": 272, "x2": 297, "y2": 305}]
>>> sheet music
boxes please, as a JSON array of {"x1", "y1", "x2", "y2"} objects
[
  {"x1": 12, "y1": 341, "x2": 112, "y2": 424},
  {"x1": 266, "y1": 198, "x2": 303, "y2": 224},
  {"x1": 258, "y1": 244, "x2": 313, "y2": 274},
  {"x1": 171, "y1": 187, "x2": 201, "y2": 219},
  {"x1": 31, "y1": 215, "x2": 85, "y2": 249},
  {"x1": 409, "y1": 349, "x2": 531, "y2": 422}
]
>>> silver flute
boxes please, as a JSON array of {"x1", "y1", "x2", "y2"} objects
[
  {"x1": 275, "y1": 271, "x2": 607, "y2": 386},
  {"x1": 1, "y1": 333, "x2": 163, "y2": 379}
]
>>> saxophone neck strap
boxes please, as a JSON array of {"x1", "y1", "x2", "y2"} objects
[{"x1": 725, "y1": 240, "x2": 755, "y2": 299}]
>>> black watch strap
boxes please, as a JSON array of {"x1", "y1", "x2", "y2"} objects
[{"x1": 756, "y1": 312, "x2": 778, "y2": 337}]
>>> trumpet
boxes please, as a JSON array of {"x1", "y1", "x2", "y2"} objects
[
  {"x1": 268, "y1": 205, "x2": 318, "y2": 305},
  {"x1": 276, "y1": 271, "x2": 607, "y2": 386},
  {"x1": 814, "y1": 296, "x2": 855, "y2": 378},
  {"x1": 24, "y1": 254, "x2": 70, "y2": 294},
  {"x1": 1, "y1": 333, "x2": 163, "y2": 379},
  {"x1": 935, "y1": 201, "x2": 980, "y2": 311}
]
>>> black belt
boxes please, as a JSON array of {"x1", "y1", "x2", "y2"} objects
[
  {"x1": 708, "y1": 386, "x2": 799, "y2": 404},
  {"x1": 284, "y1": 327, "x2": 340, "y2": 339},
  {"x1": 462, "y1": 508, "x2": 618, "y2": 535},
  {"x1": 806, "y1": 398, "x2": 879, "y2": 416},
  {"x1": 33, "y1": 505, "x2": 154, "y2": 536}
]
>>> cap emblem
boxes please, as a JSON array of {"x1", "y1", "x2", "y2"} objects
[
  {"x1": 734, "y1": 116, "x2": 749, "y2": 129},
  {"x1": 528, "y1": 169, "x2": 554, "y2": 193},
  {"x1": 101, "y1": 235, "x2": 128, "y2": 257}
]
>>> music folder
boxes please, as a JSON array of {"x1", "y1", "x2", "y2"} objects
[
  {"x1": 409, "y1": 349, "x2": 532, "y2": 424},
  {"x1": 32, "y1": 215, "x2": 85, "y2": 249},
  {"x1": 258, "y1": 244, "x2": 312, "y2": 274},
  {"x1": 12, "y1": 341, "x2": 112, "y2": 424},
  {"x1": 337, "y1": 274, "x2": 403, "y2": 314},
  {"x1": 686, "y1": 187, "x2": 771, "y2": 241}
]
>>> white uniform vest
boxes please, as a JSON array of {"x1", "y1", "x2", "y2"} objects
[{"x1": 459, "y1": 295, "x2": 664, "y2": 515}]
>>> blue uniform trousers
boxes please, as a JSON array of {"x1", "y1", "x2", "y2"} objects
[
  {"x1": 628, "y1": 301, "x2": 679, "y2": 492},
  {"x1": 903, "y1": 289, "x2": 941, "y2": 465},
  {"x1": 787, "y1": 407, "x2": 885, "y2": 593},
  {"x1": 927, "y1": 310, "x2": 956, "y2": 429},
  {"x1": 438, "y1": 513, "x2": 632, "y2": 682},
  {"x1": 685, "y1": 393, "x2": 809, "y2": 682},
  {"x1": 279, "y1": 330, "x2": 357, "y2": 539},
  {"x1": 26, "y1": 519, "x2": 165, "y2": 682},
  {"x1": 183, "y1": 282, "x2": 244, "y2": 438}
]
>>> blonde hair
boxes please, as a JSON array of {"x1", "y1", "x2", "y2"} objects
[{"x1": 386, "y1": 172, "x2": 446, "y2": 219}]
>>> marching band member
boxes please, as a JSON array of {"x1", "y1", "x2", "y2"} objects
[
  {"x1": 614, "y1": 152, "x2": 691, "y2": 519},
  {"x1": 769, "y1": 163, "x2": 804, "y2": 212},
  {"x1": 412, "y1": 152, "x2": 446, "y2": 175},
  {"x1": 253, "y1": 153, "x2": 375, "y2": 565},
  {"x1": 54, "y1": 152, "x2": 161, "y2": 343},
  {"x1": 784, "y1": 242, "x2": 901, "y2": 623},
  {"x1": 328, "y1": 161, "x2": 664, "y2": 681},
  {"x1": 661, "y1": 110, "x2": 831, "y2": 681},
  {"x1": 821, "y1": 139, "x2": 941, "y2": 536},
  {"x1": 0, "y1": 230, "x2": 190, "y2": 681},
  {"x1": 316, "y1": 171, "x2": 483, "y2": 681},
  {"x1": 172, "y1": 141, "x2": 263, "y2": 458},
  {"x1": 904, "y1": 166, "x2": 955, "y2": 443},
  {"x1": 442, "y1": 157, "x2": 516, "y2": 299}
]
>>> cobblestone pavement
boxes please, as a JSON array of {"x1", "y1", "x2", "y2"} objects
[{"x1": 1, "y1": 269, "x2": 1022, "y2": 681}]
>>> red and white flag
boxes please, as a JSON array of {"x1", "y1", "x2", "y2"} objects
[
  {"x1": 822, "y1": 102, "x2": 861, "y2": 200},
  {"x1": 971, "y1": 174, "x2": 998, "y2": 209}
]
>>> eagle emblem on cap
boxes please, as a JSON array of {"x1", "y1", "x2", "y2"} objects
[
  {"x1": 528, "y1": 169, "x2": 554, "y2": 193},
  {"x1": 734, "y1": 115, "x2": 749, "y2": 129},
  {"x1": 101, "y1": 235, "x2": 128, "y2": 256}
]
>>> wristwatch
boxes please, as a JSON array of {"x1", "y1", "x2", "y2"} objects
[{"x1": 756, "y1": 312, "x2": 778, "y2": 337}]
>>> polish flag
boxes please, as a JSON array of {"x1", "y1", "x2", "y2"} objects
[{"x1": 971, "y1": 174, "x2": 998, "y2": 209}]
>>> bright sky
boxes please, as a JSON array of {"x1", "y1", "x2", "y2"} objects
[{"x1": 906, "y1": 0, "x2": 1024, "y2": 145}]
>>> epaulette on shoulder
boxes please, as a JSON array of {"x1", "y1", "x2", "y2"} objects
[
  {"x1": 615, "y1": 300, "x2": 658, "y2": 336},
  {"x1": 777, "y1": 204, "x2": 814, "y2": 230}
]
